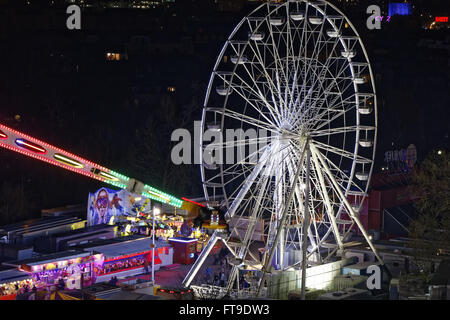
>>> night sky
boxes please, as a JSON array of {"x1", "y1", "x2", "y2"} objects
[{"x1": 0, "y1": 0, "x2": 448, "y2": 225}]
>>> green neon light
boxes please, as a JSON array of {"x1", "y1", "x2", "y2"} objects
[
  {"x1": 103, "y1": 177, "x2": 183, "y2": 208},
  {"x1": 109, "y1": 170, "x2": 130, "y2": 181}
]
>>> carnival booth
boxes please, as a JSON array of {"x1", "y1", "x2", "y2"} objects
[
  {"x1": 83, "y1": 236, "x2": 173, "y2": 283},
  {"x1": 0, "y1": 267, "x2": 33, "y2": 300},
  {"x1": 168, "y1": 237, "x2": 198, "y2": 264},
  {"x1": 4, "y1": 251, "x2": 99, "y2": 291}
]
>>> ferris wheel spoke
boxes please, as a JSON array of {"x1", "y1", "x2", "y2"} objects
[
  {"x1": 223, "y1": 147, "x2": 272, "y2": 219},
  {"x1": 214, "y1": 108, "x2": 279, "y2": 134},
  {"x1": 310, "y1": 144, "x2": 383, "y2": 264},
  {"x1": 304, "y1": 75, "x2": 356, "y2": 127},
  {"x1": 310, "y1": 148, "x2": 344, "y2": 249},
  {"x1": 224, "y1": 140, "x2": 292, "y2": 219},
  {"x1": 309, "y1": 125, "x2": 362, "y2": 137},
  {"x1": 311, "y1": 140, "x2": 372, "y2": 165},
  {"x1": 312, "y1": 144, "x2": 366, "y2": 195},
  {"x1": 245, "y1": 41, "x2": 285, "y2": 118},
  {"x1": 290, "y1": 62, "x2": 352, "y2": 130},
  {"x1": 205, "y1": 140, "x2": 272, "y2": 184},
  {"x1": 226, "y1": 72, "x2": 281, "y2": 127},
  {"x1": 265, "y1": 18, "x2": 289, "y2": 113}
]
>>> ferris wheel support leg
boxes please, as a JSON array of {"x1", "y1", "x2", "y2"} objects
[
  {"x1": 225, "y1": 171, "x2": 272, "y2": 295},
  {"x1": 311, "y1": 149, "x2": 345, "y2": 252},
  {"x1": 256, "y1": 139, "x2": 309, "y2": 297},
  {"x1": 182, "y1": 231, "x2": 221, "y2": 288},
  {"x1": 224, "y1": 148, "x2": 270, "y2": 221},
  {"x1": 300, "y1": 146, "x2": 311, "y2": 300},
  {"x1": 310, "y1": 144, "x2": 385, "y2": 267}
]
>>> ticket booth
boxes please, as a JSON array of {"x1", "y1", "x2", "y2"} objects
[{"x1": 168, "y1": 237, "x2": 198, "y2": 264}]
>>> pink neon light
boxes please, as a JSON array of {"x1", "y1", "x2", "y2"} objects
[
  {"x1": 0, "y1": 140, "x2": 106, "y2": 182},
  {"x1": 0, "y1": 123, "x2": 110, "y2": 172},
  {"x1": 104, "y1": 251, "x2": 150, "y2": 263}
]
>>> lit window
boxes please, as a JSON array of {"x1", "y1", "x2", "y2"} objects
[
  {"x1": 167, "y1": 86, "x2": 176, "y2": 92},
  {"x1": 106, "y1": 53, "x2": 121, "y2": 61}
]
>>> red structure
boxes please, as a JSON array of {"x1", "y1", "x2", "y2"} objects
[
  {"x1": 168, "y1": 238, "x2": 198, "y2": 264},
  {"x1": 435, "y1": 17, "x2": 448, "y2": 22}
]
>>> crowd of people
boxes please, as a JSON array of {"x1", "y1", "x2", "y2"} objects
[
  {"x1": 203, "y1": 247, "x2": 260, "y2": 290},
  {"x1": 204, "y1": 247, "x2": 230, "y2": 287},
  {"x1": 96, "y1": 256, "x2": 147, "y2": 275}
]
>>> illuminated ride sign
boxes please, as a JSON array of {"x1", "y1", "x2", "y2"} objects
[
  {"x1": 435, "y1": 17, "x2": 449, "y2": 23},
  {"x1": 0, "y1": 122, "x2": 183, "y2": 208}
]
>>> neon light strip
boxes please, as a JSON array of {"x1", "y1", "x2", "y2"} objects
[
  {"x1": 54, "y1": 153, "x2": 84, "y2": 169},
  {"x1": 104, "y1": 251, "x2": 150, "y2": 263},
  {"x1": 144, "y1": 185, "x2": 183, "y2": 207},
  {"x1": 168, "y1": 238, "x2": 197, "y2": 243},
  {"x1": 15, "y1": 139, "x2": 47, "y2": 154},
  {"x1": 0, "y1": 123, "x2": 109, "y2": 171},
  {"x1": 0, "y1": 141, "x2": 104, "y2": 182},
  {"x1": 0, "y1": 122, "x2": 185, "y2": 208},
  {"x1": 147, "y1": 190, "x2": 170, "y2": 201},
  {"x1": 99, "y1": 171, "x2": 120, "y2": 182}
]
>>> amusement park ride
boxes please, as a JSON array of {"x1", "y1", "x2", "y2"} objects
[
  {"x1": 1, "y1": 0, "x2": 389, "y2": 300},
  {"x1": 0, "y1": 122, "x2": 189, "y2": 211},
  {"x1": 184, "y1": 0, "x2": 387, "y2": 298}
]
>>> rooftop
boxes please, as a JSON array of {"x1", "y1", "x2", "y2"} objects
[
  {"x1": 2, "y1": 250, "x2": 90, "y2": 268},
  {"x1": 75, "y1": 235, "x2": 171, "y2": 259},
  {"x1": 0, "y1": 216, "x2": 84, "y2": 235}
]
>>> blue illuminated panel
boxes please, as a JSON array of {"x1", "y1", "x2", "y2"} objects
[{"x1": 389, "y1": 2, "x2": 412, "y2": 16}]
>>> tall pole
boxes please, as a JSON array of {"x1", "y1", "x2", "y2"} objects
[
  {"x1": 152, "y1": 211, "x2": 155, "y2": 284},
  {"x1": 152, "y1": 207, "x2": 159, "y2": 285},
  {"x1": 301, "y1": 145, "x2": 311, "y2": 300}
]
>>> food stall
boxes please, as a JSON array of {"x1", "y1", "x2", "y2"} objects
[
  {"x1": 0, "y1": 268, "x2": 33, "y2": 300},
  {"x1": 4, "y1": 251, "x2": 100, "y2": 291},
  {"x1": 83, "y1": 236, "x2": 173, "y2": 283}
]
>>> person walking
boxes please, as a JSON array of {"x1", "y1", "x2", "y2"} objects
[
  {"x1": 213, "y1": 274, "x2": 219, "y2": 286},
  {"x1": 220, "y1": 272, "x2": 226, "y2": 287},
  {"x1": 205, "y1": 266, "x2": 212, "y2": 284}
]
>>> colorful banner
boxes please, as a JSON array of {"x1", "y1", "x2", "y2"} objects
[{"x1": 87, "y1": 188, "x2": 151, "y2": 226}]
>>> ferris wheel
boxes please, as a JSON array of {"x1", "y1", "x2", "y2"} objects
[{"x1": 185, "y1": 0, "x2": 383, "y2": 295}]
